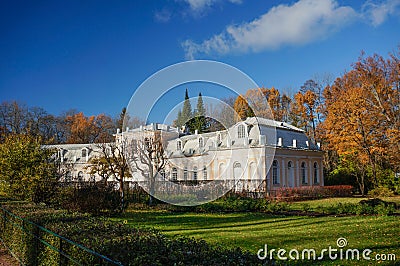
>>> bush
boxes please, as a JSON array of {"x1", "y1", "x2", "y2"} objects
[
  {"x1": 55, "y1": 182, "x2": 122, "y2": 215},
  {"x1": 275, "y1": 185, "x2": 353, "y2": 201},
  {"x1": 0, "y1": 199, "x2": 268, "y2": 265},
  {"x1": 367, "y1": 186, "x2": 395, "y2": 197}
]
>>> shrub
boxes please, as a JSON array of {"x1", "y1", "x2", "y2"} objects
[
  {"x1": 56, "y1": 182, "x2": 121, "y2": 215},
  {"x1": 367, "y1": 186, "x2": 395, "y2": 197},
  {"x1": 0, "y1": 199, "x2": 268, "y2": 265},
  {"x1": 275, "y1": 185, "x2": 353, "y2": 201}
]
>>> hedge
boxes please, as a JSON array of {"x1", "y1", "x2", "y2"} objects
[{"x1": 0, "y1": 198, "x2": 269, "y2": 266}]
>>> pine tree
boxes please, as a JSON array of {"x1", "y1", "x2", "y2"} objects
[
  {"x1": 193, "y1": 92, "x2": 207, "y2": 133},
  {"x1": 174, "y1": 110, "x2": 182, "y2": 128},
  {"x1": 181, "y1": 89, "x2": 192, "y2": 130}
]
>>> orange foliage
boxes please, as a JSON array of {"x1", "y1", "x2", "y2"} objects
[{"x1": 65, "y1": 112, "x2": 114, "y2": 143}]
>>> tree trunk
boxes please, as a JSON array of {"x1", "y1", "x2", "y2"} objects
[{"x1": 119, "y1": 179, "x2": 125, "y2": 211}]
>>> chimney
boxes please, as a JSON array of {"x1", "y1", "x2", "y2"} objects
[
  {"x1": 278, "y1": 137, "x2": 282, "y2": 146},
  {"x1": 139, "y1": 125, "x2": 143, "y2": 131},
  {"x1": 126, "y1": 127, "x2": 129, "y2": 132},
  {"x1": 226, "y1": 136, "x2": 231, "y2": 147},
  {"x1": 195, "y1": 129, "x2": 198, "y2": 135},
  {"x1": 292, "y1": 139, "x2": 297, "y2": 148},
  {"x1": 117, "y1": 128, "x2": 120, "y2": 134}
]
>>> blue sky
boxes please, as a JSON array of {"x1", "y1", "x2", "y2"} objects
[{"x1": 1, "y1": 0, "x2": 399, "y2": 121}]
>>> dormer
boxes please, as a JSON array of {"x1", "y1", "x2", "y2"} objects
[{"x1": 82, "y1": 148, "x2": 89, "y2": 162}]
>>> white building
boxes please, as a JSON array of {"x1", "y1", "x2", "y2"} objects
[{"x1": 49, "y1": 117, "x2": 324, "y2": 195}]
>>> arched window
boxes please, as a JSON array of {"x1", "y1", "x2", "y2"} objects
[
  {"x1": 159, "y1": 169, "x2": 166, "y2": 179},
  {"x1": 77, "y1": 171, "x2": 83, "y2": 182},
  {"x1": 172, "y1": 167, "x2": 178, "y2": 181},
  {"x1": 287, "y1": 161, "x2": 294, "y2": 187},
  {"x1": 238, "y1": 124, "x2": 245, "y2": 138},
  {"x1": 313, "y1": 162, "x2": 319, "y2": 184},
  {"x1": 217, "y1": 134, "x2": 221, "y2": 144},
  {"x1": 144, "y1": 138, "x2": 150, "y2": 149},
  {"x1": 81, "y1": 149, "x2": 87, "y2": 158},
  {"x1": 272, "y1": 160, "x2": 279, "y2": 185},
  {"x1": 233, "y1": 162, "x2": 242, "y2": 181},
  {"x1": 177, "y1": 140, "x2": 182, "y2": 151},
  {"x1": 193, "y1": 166, "x2": 198, "y2": 180},
  {"x1": 218, "y1": 163, "x2": 225, "y2": 178},
  {"x1": 203, "y1": 166, "x2": 207, "y2": 180},
  {"x1": 65, "y1": 171, "x2": 72, "y2": 182},
  {"x1": 198, "y1": 138, "x2": 203, "y2": 148},
  {"x1": 184, "y1": 167, "x2": 188, "y2": 181},
  {"x1": 301, "y1": 162, "x2": 307, "y2": 184}
]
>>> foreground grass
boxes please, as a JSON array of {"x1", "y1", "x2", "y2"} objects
[{"x1": 115, "y1": 198, "x2": 400, "y2": 265}]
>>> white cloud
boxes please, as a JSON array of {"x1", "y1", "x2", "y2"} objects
[
  {"x1": 182, "y1": 0, "x2": 400, "y2": 59},
  {"x1": 362, "y1": 0, "x2": 400, "y2": 26},
  {"x1": 182, "y1": 0, "x2": 242, "y2": 13},
  {"x1": 154, "y1": 9, "x2": 172, "y2": 23}
]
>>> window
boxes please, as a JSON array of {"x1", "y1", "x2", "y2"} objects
[
  {"x1": 160, "y1": 169, "x2": 166, "y2": 179},
  {"x1": 238, "y1": 124, "x2": 245, "y2": 138},
  {"x1": 203, "y1": 166, "x2": 207, "y2": 180},
  {"x1": 184, "y1": 167, "x2": 188, "y2": 181},
  {"x1": 301, "y1": 162, "x2": 307, "y2": 184},
  {"x1": 172, "y1": 168, "x2": 178, "y2": 181},
  {"x1": 65, "y1": 171, "x2": 72, "y2": 182},
  {"x1": 145, "y1": 138, "x2": 150, "y2": 149},
  {"x1": 177, "y1": 140, "x2": 182, "y2": 151},
  {"x1": 198, "y1": 138, "x2": 203, "y2": 148},
  {"x1": 193, "y1": 167, "x2": 198, "y2": 180},
  {"x1": 77, "y1": 171, "x2": 83, "y2": 182},
  {"x1": 81, "y1": 149, "x2": 87, "y2": 158},
  {"x1": 272, "y1": 160, "x2": 279, "y2": 185},
  {"x1": 313, "y1": 162, "x2": 319, "y2": 184},
  {"x1": 217, "y1": 134, "x2": 221, "y2": 144}
]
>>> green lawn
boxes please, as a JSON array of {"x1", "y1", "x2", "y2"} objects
[{"x1": 115, "y1": 198, "x2": 400, "y2": 265}]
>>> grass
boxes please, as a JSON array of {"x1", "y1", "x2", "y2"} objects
[
  {"x1": 289, "y1": 196, "x2": 400, "y2": 212},
  {"x1": 114, "y1": 197, "x2": 400, "y2": 265}
]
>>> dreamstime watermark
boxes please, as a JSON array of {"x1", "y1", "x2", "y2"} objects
[{"x1": 257, "y1": 237, "x2": 396, "y2": 262}]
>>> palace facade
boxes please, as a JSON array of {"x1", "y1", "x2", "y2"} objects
[{"x1": 49, "y1": 117, "x2": 324, "y2": 194}]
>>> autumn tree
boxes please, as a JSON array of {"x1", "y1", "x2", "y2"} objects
[
  {"x1": 87, "y1": 140, "x2": 132, "y2": 211},
  {"x1": 320, "y1": 50, "x2": 400, "y2": 193},
  {"x1": 233, "y1": 87, "x2": 291, "y2": 121},
  {"x1": 0, "y1": 134, "x2": 58, "y2": 202},
  {"x1": 0, "y1": 101, "x2": 68, "y2": 144},
  {"x1": 128, "y1": 131, "x2": 167, "y2": 205},
  {"x1": 65, "y1": 112, "x2": 114, "y2": 143},
  {"x1": 292, "y1": 89, "x2": 318, "y2": 141},
  {"x1": 233, "y1": 94, "x2": 254, "y2": 121}
]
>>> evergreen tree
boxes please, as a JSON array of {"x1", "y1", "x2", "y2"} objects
[
  {"x1": 193, "y1": 92, "x2": 207, "y2": 133},
  {"x1": 174, "y1": 110, "x2": 182, "y2": 128},
  {"x1": 181, "y1": 89, "x2": 192, "y2": 130}
]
